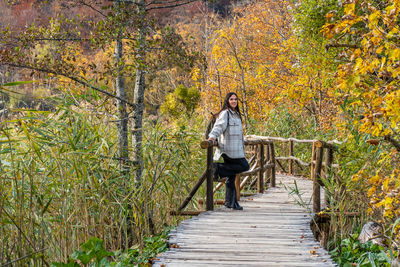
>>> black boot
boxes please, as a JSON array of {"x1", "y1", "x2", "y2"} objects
[
  {"x1": 213, "y1": 163, "x2": 219, "y2": 181},
  {"x1": 214, "y1": 163, "x2": 228, "y2": 182},
  {"x1": 232, "y1": 187, "x2": 243, "y2": 210},
  {"x1": 225, "y1": 184, "x2": 233, "y2": 208}
]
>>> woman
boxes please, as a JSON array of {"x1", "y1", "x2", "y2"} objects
[{"x1": 207, "y1": 92, "x2": 249, "y2": 210}]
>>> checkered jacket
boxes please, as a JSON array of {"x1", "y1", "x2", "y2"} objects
[{"x1": 208, "y1": 109, "x2": 245, "y2": 160}]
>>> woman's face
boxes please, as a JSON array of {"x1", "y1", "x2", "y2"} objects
[{"x1": 228, "y1": 94, "x2": 238, "y2": 109}]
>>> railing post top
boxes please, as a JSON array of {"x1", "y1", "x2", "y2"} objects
[
  {"x1": 200, "y1": 140, "x2": 216, "y2": 149},
  {"x1": 314, "y1": 140, "x2": 325, "y2": 148}
]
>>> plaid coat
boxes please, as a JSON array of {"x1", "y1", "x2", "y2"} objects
[{"x1": 208, "y1": 109, "x2": 245, "y2": 160}]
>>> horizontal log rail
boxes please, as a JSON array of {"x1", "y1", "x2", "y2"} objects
[
  {"x1": 238, "y1": 162, "x2": 274, "y2": 177},
  {"x1": 247, "y1": 135, "x2": 342, "y2": 146},
  {"x1": 276, "y1": 156, "x2": 311, "y2": 167},
  {"x1": 310, "y1": 160, "x2": 339, "y2": 169}
]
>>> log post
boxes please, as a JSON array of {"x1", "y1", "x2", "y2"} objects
[
  {"x1": 257, "y1": 144, "x2": 265, "y2": 193},
  {"x1": 269, "y1": 142, "x2": 276, "y2": 187},
  {"x1": 324, "y1": 146, "x2": 334, "y2": 208},
  {"x1": 265, "y1": 144, "x2": 270, "y2": 185},
  {"x1": 313, "y1": 141, "x2": 324, "y2": 213},
  {"x1": 288, "y1": 140, "x2": 294, "y2": 175},
  {"x1": 311, "y1": 142, "x2": 316, "y2": 180},
  {"x1": 206, "y1": 145, "x2": 214, "y2": 211},
  {"x1": 235, "y1": 175, "x2": 240, "y2": 201}
]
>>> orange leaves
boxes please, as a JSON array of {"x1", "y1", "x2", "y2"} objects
[
  {"x1": 199, "y1": 0, "x2": 295, "y2": 120},
  {"x1": 364, "y1": 163, "x2": 400, "y2": 219},
  {"x1": 368, "y1": 10, "x2": 381, "y2": 27},
  {"x1": 323, "y1": 1, "x2": 400, "y2": 142},
  {"x1": 344, "y1": 3, "x2": 356, "y2": 16}
]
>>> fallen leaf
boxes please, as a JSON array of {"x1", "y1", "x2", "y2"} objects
[
  {"x1": 250, "y1": 225, "x2": 257, "y2": 228},
  {"x1": 322, "y1": 259, "x2": 327, "y2": 262},
  {"x1": 149, "y1": 258, "x2": 159, "y2": 264},
  {"x1": 310, "y1": 250, "x2": 316, "y2": 255},
  {"x1": 313, "y1": 246, "x2": 319, "y2": 249},
  {"x1": 248, "y1": 198, "x2": 253, "y2": 201},
  {"x1": 300, "y1": 234, "x2": 305, "y2": 239}
]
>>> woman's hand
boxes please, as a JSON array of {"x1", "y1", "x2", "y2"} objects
[{"x1": 207, "y1": 137, "x2": 215, "y2": 145}]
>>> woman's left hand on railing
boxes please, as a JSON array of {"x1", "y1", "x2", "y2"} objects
[{"x1": 200, "y1": 138, "x2": 216, "y2": 149}]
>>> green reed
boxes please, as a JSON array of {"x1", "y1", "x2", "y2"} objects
[{"x1": 0, "y1": 97, "x2": 206, "y2": 265}]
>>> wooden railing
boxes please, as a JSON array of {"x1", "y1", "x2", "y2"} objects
[
  {"x1": 171, "y1": 136, "x2": 276, "y2": 215},
  {"x1": 247, "y1": 135, "x2": 341, "y2": 213},
  {"x1": 171, "y1": 134, "x2": 340, "y2": 216}
]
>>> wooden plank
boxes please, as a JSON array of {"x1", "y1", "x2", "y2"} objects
[
  {"x1": 154, "y1": 261, "x2": 333, "y2": 267},
  {"x1": 157, "y1": 174, "x2": 334, "y2": 266}
]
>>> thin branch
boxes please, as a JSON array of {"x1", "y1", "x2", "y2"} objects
[
  {"x1": 1, "y1": 63, "x2": 136, "y2": 108},
  {"x1": 0, "y1": 204, "x2": 36, "y2": 251},
  {"x1": 108, "y1": 0, "x2": 137, "y2": 3},
  {"x1": 30, "y1": 38, "x2": 89, "y2": 42},
  {"x1": 146, "y1": 0, "x2": 191, "y2": 6},
  {"x1": 146, "y1": 0, "x2": 198, "y2": 11},
  {"x1": 77, "y1": 0, "x2": 107, "y2": 17},
  {"x1": 325, "y1": 43, "x2": 360, "y2": 50},
  {"x1": 2, "y1": 248, "x2": 47, "y2": 267}
]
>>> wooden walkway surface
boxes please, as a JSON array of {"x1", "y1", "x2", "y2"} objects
[{"x1": 153, "y1": 174, "x2": 336, "y2": 266}]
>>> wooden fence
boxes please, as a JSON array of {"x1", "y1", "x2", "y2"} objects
[
  {"x1": 171, "y1": 135, "x2": 340, "y2": 216},
  {"x1": 247, "y1": 135, "x2": 340, "y2": 213}
]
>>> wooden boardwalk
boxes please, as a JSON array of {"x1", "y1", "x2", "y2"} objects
[{"x1": 153, "y1": 174, "x2": 336, "y2": 266}]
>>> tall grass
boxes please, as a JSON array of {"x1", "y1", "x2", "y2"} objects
[{"x1": 0, "y1": 97, "x2": 206, "y2": 265}]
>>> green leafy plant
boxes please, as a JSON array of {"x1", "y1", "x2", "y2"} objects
[
  {"x1": 330, "y1": 234, "x2": 391, "y2": 267},
  {"x1": 51, "y1": 227, "x2": 171, "y2": 266},
  {"x1": 115, "y1": 227, "x2": 171, "y2": 266},
  {"x1": 51, "y1": 238, "x2": 114, "y2": 267}
]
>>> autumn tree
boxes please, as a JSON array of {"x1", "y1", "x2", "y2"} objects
[
  {"x1": 321, "y1": 0, "x2": 400, "y2": 226},
  {"x1": 195, "y1": 0, "x2": 295, "y2": 125}
]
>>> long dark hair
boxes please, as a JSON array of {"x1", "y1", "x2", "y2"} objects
[{"x1": 214, "y1": 92, "x2": 242, "y2": 119}]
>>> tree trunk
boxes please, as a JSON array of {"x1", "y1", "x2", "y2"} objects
[
  {"x1": 114, "y1": 32, "x2": 129, "y2": 173},
  {"x1": 132, "y1": 0, "x2": 146, "y2": 184}
]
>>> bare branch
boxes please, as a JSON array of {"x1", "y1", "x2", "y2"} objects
[
  {"x1": 77, "y1": 0, "x2": 107, "y2": 17},
  {"x1": 107, "y1": 0, "x2": 138, "y2": 4},
  {"x1": 146, "y1": 0, "x2": 190, "y2": 6},
  {"x1": 1, "y1": 63, "x2": 136, "y2": 108},
  {"x1": 146, "y1": 0, "x2": 198, "y2": 11},
  {"x1": 31, "y1": 38, "x2": 89, "y2": 42}
]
